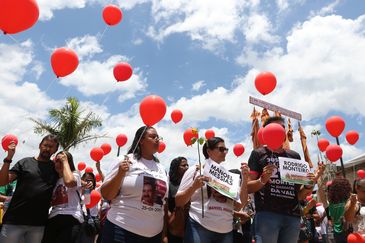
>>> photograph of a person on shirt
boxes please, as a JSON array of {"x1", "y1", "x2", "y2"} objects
[{"x1": 142, "y1": 178, "x2": 156, "y2": 206}]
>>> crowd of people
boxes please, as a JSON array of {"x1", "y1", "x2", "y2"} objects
[{"x1": 0, "y1": 116, "x2": 363, "y2": 243}]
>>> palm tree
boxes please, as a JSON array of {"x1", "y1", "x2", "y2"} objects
[{"x1": 31, "y1": 97, "x2": 104, "y2": 150}]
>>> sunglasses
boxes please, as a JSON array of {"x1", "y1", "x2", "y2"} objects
[{"x1": 215, "y1": 146, "x2": 229, "y2": 153}]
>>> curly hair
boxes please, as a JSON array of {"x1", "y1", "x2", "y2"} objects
[{"x1": 327, "y1": 177, "x2": 352, "y2": 204}]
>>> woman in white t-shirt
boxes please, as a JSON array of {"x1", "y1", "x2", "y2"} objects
[
  {"x1": 100, "y1": 126, "x2": 168, "y2": 243},
  {"x1": 176, "y1": 137, "x2": 249, "y2": 243},
  {"x1": 41, "y1": 151, "x2": 83, "y2": 243}
]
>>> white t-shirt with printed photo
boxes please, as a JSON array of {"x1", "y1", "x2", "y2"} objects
[
  {"x1": 49, "y1": 172, "x2": 84, "y2": 223},
  {"x1": 178, "y1": 158, "x2": 235, "y2": 233},
  {"x1": 104, "y1": 154, "x2": 168, "y2": 237}
]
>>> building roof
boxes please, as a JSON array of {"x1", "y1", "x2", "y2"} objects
[{"x1": 344, "y1": 153, "x2": 365, "y2": 168}]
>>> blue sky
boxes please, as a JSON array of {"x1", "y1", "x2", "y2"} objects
[{"x1": 1, "y1": 0, "x2": 364, "y2": 173}]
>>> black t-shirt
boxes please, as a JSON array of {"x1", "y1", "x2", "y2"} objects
[
  {"x1": 168, "y1": 181, "x2": 179, "y2": 212},
  {"x1": 248, "y1": 146, "x2": 302, "y2": 216},
  {"x1": 3, "y1": 157, "x2": 58, "y2": 226}
]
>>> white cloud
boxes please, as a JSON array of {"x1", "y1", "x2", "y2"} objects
[
  {"x1": 132, "y1": 38, "x2": 144, "y2": 46},
  {"x1": 60, "y1": 55, "x2": 147, "y2": 102},
  {"x1": 114, "y1": 0, "x2": 150, "y2": 10},
  {"x1": 236, "y1": 14, "x2": 365, "y2": 120},
  {"x1": 192, "y1": 80, "x2": 206, "y2": 91},
  {"x1": 242, "y1": 13, "x2": 280, "y2": 44},
  {"x1": 276, "y1": 0, "x2": 289, "y2": 12},
  {"x1": 67, "y1": 35, "x2": 102, "y2": 60},
  {"x1": 310, "y1": 0, "x2": 342, "y2": 17},
  {"x1": 147, "y1": 0, "x2": 247, "y2": 51},
  {"x1": 37, "y1": 0, "x2": 88, "y2": 20}
]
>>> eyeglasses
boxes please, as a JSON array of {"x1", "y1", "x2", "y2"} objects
[{"x1": 215, "y1": 146, "x2": 229, "y2": 153}]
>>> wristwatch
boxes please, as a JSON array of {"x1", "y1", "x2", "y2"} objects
[{"x1": 3, "y1": 158, "x2": 12, "y2": 163}]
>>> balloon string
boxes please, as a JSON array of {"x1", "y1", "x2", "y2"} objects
[
  {"x1": 61, "y1": 86, "x2": 72, "y2": 100},
  {"x1": 6, "y1": 34, "x2": 20, "y2": 45},
  {"x1": 97, "y1": 26, "x2": 109, "y2": 42},
  {"x1": 131, "y1": 126, "x2": 147, "y2": 155},
  {"x1": 43, "y1": 77, "x2": 58, "y2": 94}
]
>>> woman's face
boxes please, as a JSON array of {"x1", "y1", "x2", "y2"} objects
[
  {"x1": 207, "y1": 141, "x2": 228, "y2": 163},
  {"x1": 140, "y1": 128, "x2": 160, "y2": 155},
  {"x1": 178, "y1": 159, "x2": 189, "y2": 177},
  {"x1": 54, "y1": 153, "x2": 64, "y2": 174}
]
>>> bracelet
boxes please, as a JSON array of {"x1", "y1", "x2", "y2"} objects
[{"x1": 3, "y1": 158, "x2": 12, "y2": 164}]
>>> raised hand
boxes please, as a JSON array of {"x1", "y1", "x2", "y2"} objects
[{"x1": 6, "y1": 142, "x2": 16, "y2": 160}]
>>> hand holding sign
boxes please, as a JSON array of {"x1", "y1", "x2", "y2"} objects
[
  {"x1": 192, "y1": 175, "x2": 210, "y2": 191},
  {"x1": 261, "y1": 164, "x2": 276, "y2": 184}
]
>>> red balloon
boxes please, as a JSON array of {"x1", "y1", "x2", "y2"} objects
[
  {"x1": 233, "y1": 144, "x2": 245, "y2": 157},
  {"x1": 347, "y1": 233, "x2": 365, "y2": 243},
  {"x1": 113, "y1": 62, "x2": 133, "y2": 82},
  {"x1": 86, "y1": 190, "x2": 101, "y2": 209},
  {"x1": 158, "y1": 141, "x2": 166, "y2": 153},
  {"x1": 51, "y1": 48, "x2": 79, "y2": 78},
  {"x1": 0, "y1": 0, "x2": 39, "y2": 34},
  {"x1": 100, "y1": 143, "x2": 112, "y2": 155},
  {"x1": 183, "y1": 128, "x2": 199, "y2": 146},
  {"x1": 257, "y1": 127, "x2": 265, "y2": 145},
  {"x1": 171, "y1": 109, "x2": 183, "y2": 124},
  {"x1": 90, "y1": 147, "x2": 104, "y2": 162},
  {"x1": 116, "y1": 134, "x2": 128, "y2": 147},
  {"x1": 262, "y1": 123, "x2": 286, "y2": 150},
  {"x1": 77, "y1": 162, "x2": 86, "y2": 171},
  {"x1": 102, "y1": 5, "x2": 123, "y2": 26},
  {"x1": 325, "y1": 144, "x2": 343, "y2": 162},
  {"x1": 205, "y1": 130, "x2": 215, "y2": 140},
  {"x1": 85, "y1": 167, "x2": 93, "y2": 173},
  {"x1": 346, "y1": 130, "x2": 359, "y2": 145},
  {"x1": 139, "y1": 95, "x2": 167, "y2": 126},
  {"x1": 1, "y1": 134, "x2": 18, "y2": 151},
  {"x1": 317, "y1": 138, "x2": 330, "y2": 152},
  {"x1": 325, "y1": 116, "x2": 345, "y2": 137},
  {"x1": 357, "y1": 170, "x2": 365, "y2": 179},
  {"x1": 95, "y1": 173, "x2": 101, "y2": 182},
  {"x1": 254, "y1": 72, "x2": 277, "y2": 95}
]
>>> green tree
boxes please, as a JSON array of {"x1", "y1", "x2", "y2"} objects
[{"x1": 31, "y1": 97, "x2": 104, "y2": 150}]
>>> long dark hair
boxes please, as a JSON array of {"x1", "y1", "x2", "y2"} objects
[
  {"x1": 127, "y1": 126, "x2": 158, "y2": 161},
  {"x1": 169, "y1": 157, "x2": 187, "y2": 185},
  {"x1": 81, "y1": 172, "x2": 96, "y2": 190},
  {"x1": 202, "y1": 137, "x2": 225, "y2": 159},
  {"x1": 56, "y1": 151, "x2": 76, "y2": 172}
]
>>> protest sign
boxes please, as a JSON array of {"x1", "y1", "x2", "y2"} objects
[
  {"x1": 203, "y1": 161, "x2": 241, "y2": 201},
  {"x1": 278, "y1": 157, "x2": 313, "y2": 185}
]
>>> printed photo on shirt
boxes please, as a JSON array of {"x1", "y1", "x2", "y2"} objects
[
  {"x1": 51, "y1": 184, "x2": 68, "y2": 206},
  {"x1": 207, "y1": 186, "x2": 228, "y2": 203},
  {"x1": 141, "y1": 176, "x2": 167, "y2": 206}
]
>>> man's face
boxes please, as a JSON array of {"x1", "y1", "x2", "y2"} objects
[
  {"x1": 39, "y1": 139, "x2": 58, "y2": 159},
  {"x1": 142, "y1": 184, "x2": 154, "y2": 203}
]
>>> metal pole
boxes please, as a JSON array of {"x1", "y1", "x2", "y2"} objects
[{"x1": 336, "y1": 137, "x2": 346, "y2": 178}]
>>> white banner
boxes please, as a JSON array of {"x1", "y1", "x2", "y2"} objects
[
  {"x1": 278, "y1": 157, "x2": 313, "y2": 185},
  {"x1": 203, "y1": 161, "x2": 241, "y2": 201}
]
